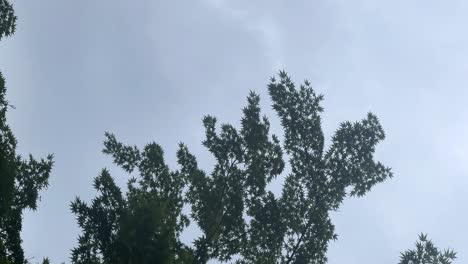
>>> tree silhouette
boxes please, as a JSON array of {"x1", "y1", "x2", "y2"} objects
[
  {"x1": 71, "y1": 71, "x2": 394, "y2": 263},
  {"x1": 0, "y1": 2, "x2": 53, "y2": 263},
  {"x1": 399, "y1": 234, "x2": 456, "y2": 264},
  {"x1": 179, "y1": 71, "x2": 392, "y2": 263},
  {"x1": 1, "y1": 63, "x2": 55, "y2": 264},
  {"x1": 0, "y1": 0, "x2": 16, "y2": 41},
  {"x1": 70, "y1": 134, "x2": 193, "y2": 263},
  {"x1": 0, "y1": 1, "x2": 460, "y2": 262}
]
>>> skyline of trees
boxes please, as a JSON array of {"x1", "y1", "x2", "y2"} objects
[{"x1": 0, "y1": 1, "x2": 458, "y2": 263}]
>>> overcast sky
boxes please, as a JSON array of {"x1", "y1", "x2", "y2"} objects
[{"x1": 1, "y1": 0, "x2": 468, "y2": 263}]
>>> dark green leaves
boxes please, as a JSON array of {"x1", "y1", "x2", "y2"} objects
[
  {"x1": 0, "y1": 0, "x2": 16, "y2": 41},
  {"x1": 0, "y1": 9, "x2": 53, "y2": 262},
  {"x1": 325, "y1": 113, "x2": 393, "y2": 207},
  {"x1": 400, "y1": 234, "x2": 456, "y2": 264},
  {"x1": 178, "y1": 71, "x2": 392, "y2": 263},
  {"x1": 103, "y1": 132, "x2": 140, "y2": 173},
  {"x1": 73, "y1": 71, "x2": 393, "y2": 264},
  {"x1": 178, "y1": 87, "x2": 292, "y2": 263},
  {"x1": 71, "y1": 135, "x2": 190, "y2": 263},
  {"x1": 15, "y1": 154, "x2": 54, "y2": 211},
  {"x1": 70, "y1": 169, "x2": 124, "y2": 263},
  {"x1": 268, "y1": 70, "x2": 324, "y2": 162}
]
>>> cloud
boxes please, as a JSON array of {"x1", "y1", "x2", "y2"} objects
[{"x1": 202, "y1": 0, "x2": 283, "y2": 70}]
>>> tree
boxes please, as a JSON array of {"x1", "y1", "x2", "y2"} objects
[
  {"x1": 0, "y1": 0, "x2": 16, "y2": 41},
  {"x1": 70, "y1": 134, "x2": 194, "y2": 263},
  {"x1": 72, "y1": 71, "x2": 392, "y2": 264},
  {"x1": 179, "y1": 71, "x2": 392, "y2": 263},
  {"x1": 399, "y1": 234, "x2": 456, "y2": 264},
  {"x1": 0, "y1": 2, "x2": 54, "y2": 263}
]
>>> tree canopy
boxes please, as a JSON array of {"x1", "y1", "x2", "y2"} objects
[
  {"x1": 71, "y1": 71, "x2": 398, "y2": 263},
  {"x1": 0, "y1": 1, "x2": 459, "y2": 263},
  {"x1": 70, "y1": 135, "x2": 193, "y2": 263}
]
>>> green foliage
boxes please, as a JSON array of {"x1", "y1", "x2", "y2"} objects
[
  {"x1": 400, "y1": 234, "x2": 456, "y2": 264},
  {"x1": 0, "y1": 1, "x2": 458, "y2": 263},
  {"x1": 0, "y1": 5, "x2": 53, "y2": 262},
  {"x1": 178, "y1": 71, "x2": 392, "y2": 263},
  {"x1": 0, "y1": 0, "x2": 16, "y2": 41},
  {"x1": 0, "y1": 71, "x2": 54, "y2": 264},
  {"x1": 70, "y1": 134, "x2": 193, "y2": 263},
  {"x1": 72, "y1": 71, "x2": 392, "y2": 264}
]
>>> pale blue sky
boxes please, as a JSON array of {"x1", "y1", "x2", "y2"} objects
[{"x1": 1, "y1": 0, "x2": 468, "y2": 263}]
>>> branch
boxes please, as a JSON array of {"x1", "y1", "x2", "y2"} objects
[
  {"x1": 195, "y1": 147, "x2": 246, "y2": 262},
  {"x1": 284, "y1": 217, "x2": 313, "y2": 264}
]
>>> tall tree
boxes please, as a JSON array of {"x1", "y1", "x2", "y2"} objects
[
  {"x1": 399, "y1": 234, "x2": 456, "y2": 264},
  {"x1": 0, "y1": 64, "x2": 54, "y2": 264},
  {"x1": 0, "y1": 2, "x2": 54, "y2": 263},
  {"x1": 179, "y1": 71, "x2": 392, "y2": 263},
  {"x1": 71, "y1": 71, "x2": 392, "y2": 263}
]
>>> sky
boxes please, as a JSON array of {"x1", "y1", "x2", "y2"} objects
[{"x1": 1, "y1": 0, "x2": 468, "y2": 263}]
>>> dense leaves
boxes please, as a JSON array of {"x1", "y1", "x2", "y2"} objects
[
  {"x1": 71, "y1": 134, "x2": 193, "y2": 263},
  {"x1": 72, "y1": 71, "x2": 395, "y2": 263},
  {"x1": 0, "y1": 0, "x2": 16, "y2": 41},
  {"x1": 0, "y1": 59, "x2": 54, "y2": 264},
  {"x1": 0, "y1": 2, "x2": 460, "y2": 263},
  {"x1": 400, "y1": 234, "x2": 456, "y2": 264},
  {"x1": 178, "y1": 71, "x2": 393, "y2": 263}
]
